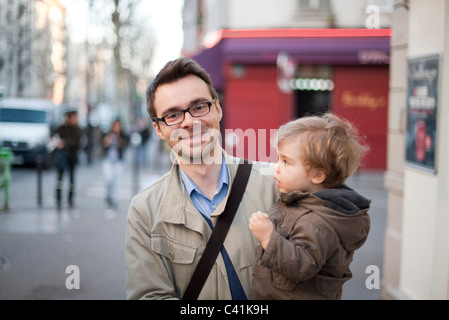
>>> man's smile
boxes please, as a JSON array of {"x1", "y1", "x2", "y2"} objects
[{"x1": 180, "y1": 129, "x2": 208, "y2": 141}]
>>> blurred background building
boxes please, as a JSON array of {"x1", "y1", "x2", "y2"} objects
[
  {"x1": 0, "y1": 0, "x2": 155, "y2": 132},
  {"x1": 382, "y1": 0, "x2": 449, "y2": 300},
  {"x1": 0, "y1": 0, "x2": 67, "y2": 104},
  {"x1": 182, "y1": 0, "x2": 393, "y2": 170}
]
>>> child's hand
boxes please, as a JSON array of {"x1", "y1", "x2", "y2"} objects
[{"x1": 249, "y1": 211, "x2": 274, "y2": 250}]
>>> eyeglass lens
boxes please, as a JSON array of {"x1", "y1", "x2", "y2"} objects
[{"x1": 164, "y1": 101, "x2": 212, "y2": 125}]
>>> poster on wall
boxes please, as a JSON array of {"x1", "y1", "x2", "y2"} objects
[{"x1": 405, "y1": 53, "x2": 440, "y2": 173}]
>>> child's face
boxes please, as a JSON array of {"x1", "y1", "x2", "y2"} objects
[{"x1": 273, "y1": 138, "x2": 325, "y2": 194}]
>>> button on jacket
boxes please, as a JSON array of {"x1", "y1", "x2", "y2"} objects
[{"x1": 125, "y1": 150, "x2": 279, "y2": 300}]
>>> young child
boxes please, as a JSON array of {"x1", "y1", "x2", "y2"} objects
[{"x1": 249, "y1": 112, "x2": 371, "y2": 300}]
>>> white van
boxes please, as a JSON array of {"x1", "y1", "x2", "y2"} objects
[{"x1": 0, "y1": 98, "x2": 57, "y2": 165}]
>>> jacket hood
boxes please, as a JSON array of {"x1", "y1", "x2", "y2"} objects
[
  {"x1": 314, "y1": 184, "x2": 371, "y2": 215},
  {"x1": 280, "y1": 185, "x2": 371, "y2": 251}
]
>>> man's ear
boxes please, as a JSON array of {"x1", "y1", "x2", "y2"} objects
[
  {"x1": 153, "y1": 121, "x2": 166, "y2": 141},
  {"x1": 311, "y1": 169, "x2": 326, "y2": 185},
  {"x1": 215, "y1": 99, "x2": 223, "y2": 122}
]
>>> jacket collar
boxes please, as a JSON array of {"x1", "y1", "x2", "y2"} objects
[
  {"x1": 280, "y1": 184, "x2": 371, "y2": 215},
  {"x1": 280, "y1": 191, "x2": 319, "y2": 205},
  {"x1": 159, "y1": 148, "x2": 239, "y2": 233},
  {"x1": 179, "y1": 154, "x2": 229, "y2": 198}
]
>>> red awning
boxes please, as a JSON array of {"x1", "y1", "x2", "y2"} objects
[{"x1": 192, "y1": 29, "x2": 391, "y2": 90}]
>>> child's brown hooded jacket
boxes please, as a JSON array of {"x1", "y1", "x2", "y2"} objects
[{"x1": 250, "y1": 185, "x2": 371, "y2": 300}]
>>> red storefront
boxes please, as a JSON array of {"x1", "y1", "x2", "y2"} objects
[{"x1": 192, "y1": 29, "x2": 391, "y2": 170}]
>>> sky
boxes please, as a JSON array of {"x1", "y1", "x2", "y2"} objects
[{"x1": 60, "y1": 0, "x2": 185, "y2": 76}]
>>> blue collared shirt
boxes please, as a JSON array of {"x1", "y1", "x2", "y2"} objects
[
  {"x1": 179, "y1": 157, "x2": 247, "y2": 300},
  {"x1": 180, "y1": 157, "x2": 229, "y2": 219}
]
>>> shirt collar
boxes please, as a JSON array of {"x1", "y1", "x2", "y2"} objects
[{"x1": 180, "y1": 155, "x2": 229, "y2": 198}]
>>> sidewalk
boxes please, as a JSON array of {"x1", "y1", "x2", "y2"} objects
[
  {"x1": 0, "y1": 149, "x2": 387, "y2": 300},
  {"x1": 342, "y1": 170, "x2": 387, "y2": 300},
  {"x1": 0, "y1": 149, "x2": 171, "y2": 300}
]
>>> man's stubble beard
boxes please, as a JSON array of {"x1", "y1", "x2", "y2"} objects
[{"x1": 169, "y1": 126, "x2": 223, "y2": 165}]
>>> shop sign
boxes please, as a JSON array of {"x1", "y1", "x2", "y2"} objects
[
  {"x1": 289, "y1": 78, "x2": 334, "y2": 91},
  {"x1": 277, "y1": 51, "x2": 296, "y2": 93},
  {"x1": 358, "y1": 50, "x2": 390, "y2": 64},
  {"x1": 340, "y1": 90, "x2": 387, "y2": 110}
]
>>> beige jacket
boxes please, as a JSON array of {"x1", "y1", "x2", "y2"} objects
[{"x1": 125, "y1": 150, "x2": 279, "y2": 300}]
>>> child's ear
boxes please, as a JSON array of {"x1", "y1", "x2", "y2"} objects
[{"x1": 311, "y1": 169, "x2": 326, "y2": 185}]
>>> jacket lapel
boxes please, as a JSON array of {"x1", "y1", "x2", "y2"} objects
[{"x1": 159, "y1": 149, "x2": 240, "y2": 237}]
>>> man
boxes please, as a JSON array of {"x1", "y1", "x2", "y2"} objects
[
  {"x1": 51, "y1": 110, "x2": 82, "y2": 209},
  {"x1": 125, "y1": 57, "x2": 279, "y2": 299}
]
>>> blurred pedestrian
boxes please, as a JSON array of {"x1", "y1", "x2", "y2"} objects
[
  {"x1": 102, "y1": 118, "x2": 129, "y2": 208},
  {"x1": 85, "y1": 106, "x2": 96, "y2": 164},
  {"x1": 51, "y1": 110, "x2": 82, "y2": 209},
  {"x1": 249, "y1": 112, "x2": 371, "y2": 300},
  {"x1": 136, "y1": 118, "x2": 151, "y2": 167}
]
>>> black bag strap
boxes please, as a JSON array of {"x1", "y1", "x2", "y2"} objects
[{"x1": 182, "y1": 159, "x2": 253, "y2": 300}]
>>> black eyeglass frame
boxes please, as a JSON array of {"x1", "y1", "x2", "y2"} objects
[{"x1": 153, "y1": 99, "x2": 217, "y2": 126}]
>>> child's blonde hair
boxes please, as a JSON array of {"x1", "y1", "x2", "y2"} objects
[{"x1": 274, "y1": 112, "x2": 369, "y2": 188}]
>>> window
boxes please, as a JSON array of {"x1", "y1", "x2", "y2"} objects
[
  {"x1": 0, "y1": 109, "x2": 47, "y2": 123},
  {"x1": 366, "y1": 0, "x2": 393, "y2": 13},
  {"x1": 297, "y1": 0, "x2": 331, "y2": 15}
]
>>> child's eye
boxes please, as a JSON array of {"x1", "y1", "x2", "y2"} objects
[{"x1": 283, "y1": 160, "x2": 289, "y2": 165}]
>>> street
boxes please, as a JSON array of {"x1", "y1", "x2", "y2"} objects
[
  {"x1": 1, "y1": 160, "x2": 132, "y2": 299},
  {"x1": 0, "y1": 140, "x2": 172, "y2": 300},
  {"x1": 0, "y1": 146, "x2": 387, "y2": 300}
]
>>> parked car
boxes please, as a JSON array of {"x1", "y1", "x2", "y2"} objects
[{"x1": 0, "y1": 98, "x2": 57, "y2": 166}]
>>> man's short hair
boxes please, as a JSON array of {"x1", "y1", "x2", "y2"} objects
[{"x1": 146, "y1": 57, "x2": 218, "y2": 119}]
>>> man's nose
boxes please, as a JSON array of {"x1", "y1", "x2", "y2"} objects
[
  {"x1": 181, "y1": 113, "x2": 203, "y2": 137},
  {"x1": 180, "y1": 111, "x2": 196, "y2": 128},
  {"x1": 181, "y1": 112, "x2": 195, "y2": 128}
]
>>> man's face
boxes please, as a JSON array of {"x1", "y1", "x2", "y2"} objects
[
  {"x1": 153, "y1": 75, "x2": 223, "y2": 163},
  {"x1": 68, "y1": 114, "x2": 78, "y2": 126}
]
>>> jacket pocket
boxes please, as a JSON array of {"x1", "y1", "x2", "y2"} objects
[{"x1": 151, "y1": 234, "x2": 197, "y2": 264}]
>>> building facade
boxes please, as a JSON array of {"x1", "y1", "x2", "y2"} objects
[
  {"x1": 182, "y1": 0, "x2": 392, "y2": 170},
  {"x1": 0, "y1": 0, "x2": 67, "y2": 103},
  {"x1": 182, "y1": 0, "x2": 393, "y2": 54},
  {"x1": 382, "y1": 0, "x2": 449, "y2": 300}
]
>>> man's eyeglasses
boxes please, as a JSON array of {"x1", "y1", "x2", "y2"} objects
[{"x1": 153, "y1": 99, "x2": 217, "y2": 126}]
